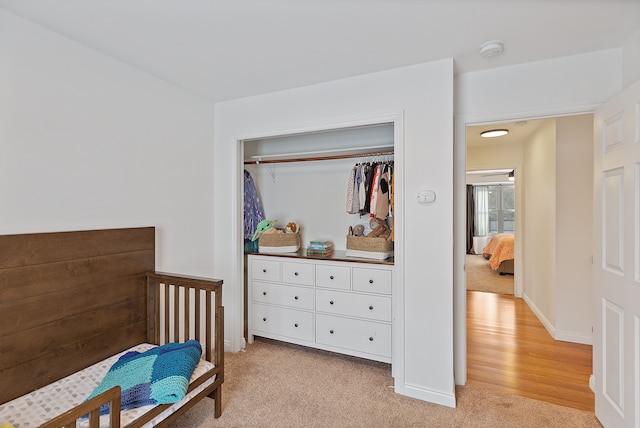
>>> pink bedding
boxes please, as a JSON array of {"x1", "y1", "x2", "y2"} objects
[{"x1": 483, "y1": 234, "x2": 515, "y2": 270}]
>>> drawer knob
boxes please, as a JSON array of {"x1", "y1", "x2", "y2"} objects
[
  {"x1": 294, "y1": 272, "x2": 299, "y2": 276},
  {"x1": 330, "y1": 300, "x2": 334, "y2": 305},
  {"x1": 263, "y1": 269, "x2": 267, "y2": 273},
  {"x1": 369, "y1": 305, "x2": 374, "y2": 310},
  {"x1": 263, "y1": 291, "x2": 267, "y2": 295},
  {"x1": 294, "y1": 323, "x2": 299, "y2": 328},
  {"x1": 369, "y1": 279, "x2": 374, "y2": 284},
  {"x1": 329, "y1": 275, "x2": 334, "y2": 280},
  {"x1": 330, "y1": 330, "x2": 334, "y2": 334},
  {"x1": 262, "y1": 317, "x2": 267, "y2": 322},
  {"x1": 369, "y1": 337, "x2": 374, "y2": 341},
  {"x1": 294, "y1": 296, "x2": 299, "y2": 300}
]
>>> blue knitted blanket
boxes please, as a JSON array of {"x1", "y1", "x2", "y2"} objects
[{"x1": 86, "y1": 340, "x2": 202, "y2": 415}]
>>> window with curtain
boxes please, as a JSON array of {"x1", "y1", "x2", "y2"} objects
[{"x1": 473, "y1": 184, "x2": 514, "y2": 236}]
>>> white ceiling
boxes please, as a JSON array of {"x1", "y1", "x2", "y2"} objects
[{"x1": 1, "y1": 1, "x2": 639, "y2": 103}]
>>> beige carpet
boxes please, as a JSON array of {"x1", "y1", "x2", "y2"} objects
[
  {"x1": 466, "y1": 254, "x2": 514, "y2": 295},
  {"x1": 170, "y1": 337, "x2": 601, "y2": 428}
]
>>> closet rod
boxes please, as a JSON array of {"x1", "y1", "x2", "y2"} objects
[{"x1": 244, "y1": 149, "x2": 394, "y2": 165}]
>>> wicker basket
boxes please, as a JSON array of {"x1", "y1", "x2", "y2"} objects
[
  {"x1": 258, "y1": 232, "x2": 300, "y2": 251},
  {"x1": 346, "y1": 235, "x2": 393, "y2": 254}
]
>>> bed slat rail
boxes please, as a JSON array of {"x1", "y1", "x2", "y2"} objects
[
  {"x1": 146, "y1": 272, "x2": 223, "y2": 366},
  {"x1": 38, "y1": 386, "x2": 122, "y2": 428}
]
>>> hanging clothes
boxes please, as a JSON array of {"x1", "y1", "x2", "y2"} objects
[
  {"x1": 362, "y1": 163, "x2": 375, "y2": 215},
  {"x1": 346, "y1": 165, "x2": 358, "y2": 214},
  {"x1": 352, "y1": 164, "x2": 361, "y2": 213},
  {"x1": 375, "y1": 165, "x2": 390, "y2": 220},
  {"x1": 346, "y1": 159, "x2": 394, "y2": 222},
  {"x1": 244, "y1": 170, "x2": 265, "y2": 241},
  {"x1": 369, "y1": 163, "x2": 382, "y2": 218},
  {"x1": 345, "y1": 164, "x2": 364, "y2": 214},
  {"x1": 387, "y1": 163, "x2": 393, "y2": 218},
  {"x1": 357, "y1": 164, "x2": 366, "y2": 212}
]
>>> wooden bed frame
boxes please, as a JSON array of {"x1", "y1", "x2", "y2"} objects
[{"x1": 0, "y1": 227, "x2": 224, "y2": 427}]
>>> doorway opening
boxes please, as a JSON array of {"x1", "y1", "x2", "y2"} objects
[{"x1": 463, "y1": 115, "x2": 595, "y2": 410}]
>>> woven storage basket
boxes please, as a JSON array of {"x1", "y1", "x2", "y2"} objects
[
  {"x1": 259, "y1": 232, "x2": 300, "y2": 248},
  {"x1": 346, "y1": 235, "x2": 393, "y2": 253}
]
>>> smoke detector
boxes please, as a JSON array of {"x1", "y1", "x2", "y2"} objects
[{"x1": 480, "y1": 40, "x2": 504, "y2": 58}]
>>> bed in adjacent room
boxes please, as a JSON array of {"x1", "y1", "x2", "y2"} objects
[{"x1": 482, "y1": 233, "x2": 515, "y2": 275}]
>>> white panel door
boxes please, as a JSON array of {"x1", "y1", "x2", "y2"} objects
[{"x1": 594, "y1": 79, "x2": 640, "y2": 428}]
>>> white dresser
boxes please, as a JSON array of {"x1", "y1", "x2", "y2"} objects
[{"x1": 248, "y1": 252, "x2": 393, "y2": 363}]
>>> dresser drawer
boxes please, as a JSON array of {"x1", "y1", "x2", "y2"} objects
[
  {"x1": 252, "y1": 282, "x2": 314, "y2": 310},
  {"x1": 251, "y1": 258, "x2": 281, "y2": 282},
  {"x1": 315, "y1": 264, "x2": 350, "y2": 290},
  {"x1": 316, "y1": 314, "x2": 391, "y2": 358},
  {"x1": 282, "y1": 261, "x2": 315, "y2": 286},
  {"x1": 352, "y1": 267, "x2": 392, "y2": 295},
  {"x1": 252, "y1": 304, "x2": 313, "y2": 341},
  {"x1": 315, "y1": 289, "x2": 391, "y2": 322}
]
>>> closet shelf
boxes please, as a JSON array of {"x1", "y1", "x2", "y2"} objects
[{"x1": 244, "y1": 145, "x2": 394, "y2": 164}]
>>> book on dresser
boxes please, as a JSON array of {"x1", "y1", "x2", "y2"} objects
[{"x1": 247, "y1": 253, "x2": 393, "y2": 363}]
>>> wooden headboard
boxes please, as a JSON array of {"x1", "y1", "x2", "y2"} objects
[{"x1": 0, "y1": 227, "x2": 155, "y2": 404}]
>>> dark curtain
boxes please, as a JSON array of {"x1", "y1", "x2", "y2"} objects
[{"x1": 466, "y1": 185, "x2": 474, "y2": 254}]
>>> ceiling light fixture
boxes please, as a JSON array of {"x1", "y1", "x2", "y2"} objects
[{"x1": 480, "y1": 129, "x2": 509, "y2": 138}]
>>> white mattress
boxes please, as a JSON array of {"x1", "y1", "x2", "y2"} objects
[{"x1": 0, "y1": 343, "x2": 216, "y2": 428}]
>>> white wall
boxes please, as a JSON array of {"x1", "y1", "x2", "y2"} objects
[
  {"x1": 466, "y1": 139, "x2": 523, "y2": 171},
  {"x1": 214, "y1": 60, "x2": 456, "y2": 406},
  {"x1": 453, "y1": 49, "x2": 623, "y2": 385},
  {"x1": 622, "y1": 29, "x2": 640, "y2": 89},
  {"x1": 456, "y1": 49, "x2": 622, "y2": 120},
  {"x1": 522, "y1": 120, "x2": 557, "y2": 325},
  {"x1": 555, "y1": 114, "x2": 594, "y2": 343},
  {"x1": 0, "y1": 10, "x2": 216, "y2": 276}
]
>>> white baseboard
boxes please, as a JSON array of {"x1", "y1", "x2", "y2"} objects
[
  {"x1": 555, "y1": 330, "x2": 593, "y2": 345},
  {"x1": 395, "y1": 383, "x2": 456, "y2": 408},
  {"x1": 523, "y1": 294, "x2": 556, "y2": 337},
  {"x1": 522, "y1": 294, "x2": 593, "y2": 345}
]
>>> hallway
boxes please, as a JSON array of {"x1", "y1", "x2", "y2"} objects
[{"x1": 466, "y1": 290, "x2": 594, "y2": 411}]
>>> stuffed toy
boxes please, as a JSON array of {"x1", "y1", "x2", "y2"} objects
[
  {"x1": 251, "y1": 219, "x2": 277, "y2": 241},
  {"x1": 353, "y1": 224, "x2": 365, "y2": 236},
  {"x1": 285, "y1": 222, "x2": 299, "y2": 233},
  {"x1": 367, "y1": 217, "x2": 391, "y2": 239}
]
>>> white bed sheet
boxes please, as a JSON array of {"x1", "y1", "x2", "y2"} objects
[{"x1": 0, "y1": 343, "x2": 215, "y2": 428}]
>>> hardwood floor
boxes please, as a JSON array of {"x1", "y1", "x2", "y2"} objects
[{"x1": 466, "y1": 290, "x2": 595, "y2": 411}]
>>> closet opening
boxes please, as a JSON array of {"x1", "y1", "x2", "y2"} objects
[{"x1": 239, "y1": 120, "x2": 400, "y2": 370}]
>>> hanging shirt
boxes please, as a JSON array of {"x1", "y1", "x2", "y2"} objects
[
  {"x1": 375, "y1": 166, "x2": 390, "y2": 220},
  {"x1": 369, "y1": 163, "x2": 382, "y2": 218},
  {"x1": 244, "y1": 170, "x2": 265, "y2": 240},
  {"x1": 352, "y1": 164, "x2": 361, "y2": 213},
  {"x1": 358, "y1": 164, "x2": 366, "y2": 213},
  {"x1": 346, "y1": 165, "x2": 357, "y2": 213},
  {"x1": 362, "y1": 164, "x2": 375, "y2": 215}
]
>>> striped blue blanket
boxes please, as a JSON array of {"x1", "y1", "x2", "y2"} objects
[{"x1": 86, "y1": 340, "x2": 202, "y2": 414}]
